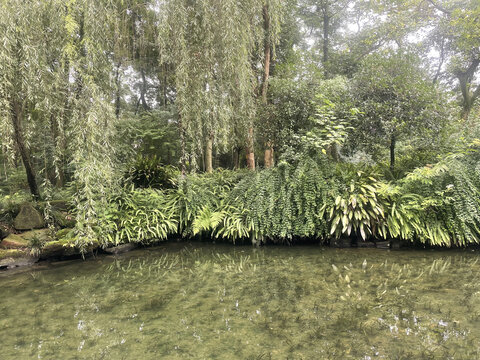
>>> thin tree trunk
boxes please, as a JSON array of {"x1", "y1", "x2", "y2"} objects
[
  {"x1": 390, "y1": 133, "x2": 396, "y2": 173},
  {"x1": 323, "y1": 10, "x2": 330, "y2": 78},
  {"x1": 432, "y1": 38, "x2": 445, "y2": 84},
  {"x1": 140, "y1": 68, "x2": 150, "y2": 111},
  {"x1": 261, "y1": 5, "x2": 271, "y2": 104},
  {"x1": 163, "y1": 64, "x2": 168, "y2": 108},
  {"x1": 246, "y1": 127, "x2": 255, "y2": 170},
  {"x1": 233, "y1": 146, "x2": 240, "y2": 170},
  {"x1": 11, "y1": 101, "x2": 40, "y2": 199},
  {"x1": 205, "y1": 133, "x2": 213, "y2": 173},
  {"x1": 115, "y1": 61, "x2": 122, "y2": 119},
  {"x1": 262, "y1": 4, "x2": 274, "y2": 168},
  {"x1": 179, "y1": 114, "x2": 186, "y2": 176}
]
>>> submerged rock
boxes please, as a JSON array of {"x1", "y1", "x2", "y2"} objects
[
  {"x1": 390, "y1": 239, "x2": 403, "y2": 249},
  {"x1": 13, "y1": 204, "x2": 45, "y2": 230},
  {"x1": 355, "y1": 241, "x2": 376, "y2": 248},
  {"x1": 330, "y1": 237, "x2": 352, "y2": 248},
  {"x1": 0, "y1": 249, "x2": 38, "y2": 269},
  {"x1": 104, "y1": 243, "x2": 137, "y2": 255},
  {"x1": 375, "y1": 241, "x2": 390, "y2": 249}
]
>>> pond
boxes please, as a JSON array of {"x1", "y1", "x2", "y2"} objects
[{"x1": 0, "y1": 243, "x2": 479, "y2": 359}]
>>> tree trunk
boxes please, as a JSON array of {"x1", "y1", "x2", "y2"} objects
[
  {"x1": 179, "y1": 114, "x2": 186, "y2": 176},
  {"x1": 163, "y1": 64, "x2": 168, "y2": 108},
  {"x1": 264, "y1": 142, "x2": 274, "y2": 168},
  {"x1": 11, "y1": 101, "x2": 40, "y2": 199},
  {"x1": 322, "y1": 9, "x2": 330, "y2": 78},
  {"x1": 390, "y1": 133, "x2": 396, "y2": 173},
  {"x1": 456, "y1": 59, "x2": 480, "y2": 120},
  {"x1": 115, "y1": 61, "x2": 122, "y2": 119},
  {"x1": 233, "y1": 146, "x2": 241, "y2": 170},
  {"x1": 246, "y1": 127, "x2": 255, "y2": 170},
  {"x1": 262, "y1": 4, "x2": 274, "y2": 168},
  {"x1": 140, "y1": 68, "x2": 150, "y2": 111},
  {"x1": 205, "y1": 133, "x2": 213, "y2": 173}
]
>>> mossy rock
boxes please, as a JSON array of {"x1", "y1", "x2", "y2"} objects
[
  {"x1": 19, "y1": 229, "x2": 54, "y2": 243},
  {"x1": 40, "y1": 240, "x2": 77, "y2": 259},
  {"x1": 50, "y1": 200, "x2": 69, "y2": 211},
  {"x1": 0, "y1": 249, "x2": 25, "y2": 260},
  {"x1": 55, "y1": 228, "x2": 74, "y2": 241},
  {"x1": 0, "y1": 233, "x2": 30, "y2": 249},
  {"x1": 13, "y1": 204, "x2": 45, "y2": 230},
  {"x1": 40, "y1": 238, "x2": 100, "y2": 259}
]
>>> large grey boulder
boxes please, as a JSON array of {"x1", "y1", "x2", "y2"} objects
[{"x1": 13, "y1": 204, "x2": 45, "y2": 230}]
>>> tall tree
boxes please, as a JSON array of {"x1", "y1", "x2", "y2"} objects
[
  {"x1": 259, "y1": 1, "x2": 284, "y2": 168},
  {"x1": 352, "y1": 52, "x2": 448, "y2": 171},
  {"x1": 298, "y1": 0, "x2": 352, "y2": 78},
  {"x1": 158, "y1": 0, "x2": 266, "y2": 173},
  {"x1": 0, "y1": 0, "x2": 67, "y2": 199}
]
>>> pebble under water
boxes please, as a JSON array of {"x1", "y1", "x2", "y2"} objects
[{"x1": 0, "y1": 243, "x2": 479, "y2": 359}]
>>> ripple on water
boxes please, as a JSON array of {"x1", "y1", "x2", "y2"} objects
[{"x1": 0, "y1": 244, "x2": 479, "y2": 359}]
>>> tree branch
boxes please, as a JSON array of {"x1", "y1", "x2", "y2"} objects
[{"x1": 426, "y1": 0, "x2": 451, "y2": 15}]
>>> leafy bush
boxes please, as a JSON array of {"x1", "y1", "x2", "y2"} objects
[
  {"x1": 87, "y1": 144, "x2": 480, "y2": 248},
  {"x1": 126, "y1": 155, "x2": 179, "y2": 189},
  {"x1": 99, "y1": 186, "x2": 178, "y2": 247},
  {"x1": 321, "y1": 168, "x2": 386, "y2": 241}
]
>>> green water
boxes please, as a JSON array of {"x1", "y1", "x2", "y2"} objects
[{"x1": 0, "y1": 244, "x2": 479, "y2": 359}]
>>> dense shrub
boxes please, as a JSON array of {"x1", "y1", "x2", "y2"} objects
[
  {"x1": 95, "y1": 146, "x2": 480, "y2": 248},
  {"x1": 98, "y1": 186, "x2": 178, "y2": 247},
  {"x1": 126, "y1": 155, "x2": 179, "y2": 189}
]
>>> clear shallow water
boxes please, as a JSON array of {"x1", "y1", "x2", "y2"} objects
[{"x1": 0, "y1": 243, "x2": 480, "y2": 359}]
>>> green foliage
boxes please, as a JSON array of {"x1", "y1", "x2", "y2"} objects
[
  {"x1": 300, "y1": 97, "x2": 358, "y2": 157},
  {"x1": 350, "y1": 52, "x2": 449, "y2": 165},
  {"x1": 28, "y1": 234, "x2": 45, "y2": 257},
  {"x1": 170, "y1": 170, "x2": 249, "y2": 237},
  {"x1": 99, "y1": 187, "x2": 178, "y2": 247},
  {"x1": 322, "y1": 168, "x2": 385, "y2": 240},
  {"x1": 0, "y1": 191, "x2": 32, "y2": 222},
  {"x1": 127, "y1": 155, "x2": 179, "y2": 189},
  {"x1": 115, "y1": 110, "x2": 181, "y2": 166}
]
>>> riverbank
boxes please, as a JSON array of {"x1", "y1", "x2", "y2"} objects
[{"x1": 2, "y1": 224, "x2": 478, "y2": 272}]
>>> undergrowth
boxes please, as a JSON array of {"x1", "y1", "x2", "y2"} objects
[{"x1": 93, "y1": 146, "x2": 480, "y2": 248}]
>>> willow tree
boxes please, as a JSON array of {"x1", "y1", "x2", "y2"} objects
[
  {"x1": 0, "y1": 0, "x2": 72, "y2": 199},
  {"x1": 61, "y1": 0, "x2": 124, "y2": 248},
  {"x1": 158, "y1": 0, "x2": 284, "y2": 172}
]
